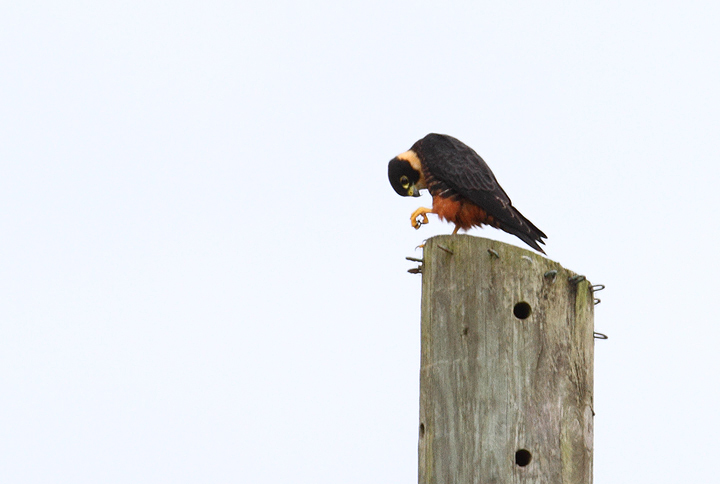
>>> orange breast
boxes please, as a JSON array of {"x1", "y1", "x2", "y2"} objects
[{"x1": 432, "y1": 195, "x2": 498, "y2": 230}]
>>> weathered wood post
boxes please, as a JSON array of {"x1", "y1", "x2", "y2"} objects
[{"x1": 418, "y1": 235, "x2": 594, "y2": 484}]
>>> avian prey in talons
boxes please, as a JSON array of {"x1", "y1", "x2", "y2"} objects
[{"x1": 388, "y1": 133, "x2": 547, "y2": 254}]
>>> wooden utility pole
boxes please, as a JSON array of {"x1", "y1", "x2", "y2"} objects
[{"x1": 418, "y1": 235, "x2": 594, "y2": 484}]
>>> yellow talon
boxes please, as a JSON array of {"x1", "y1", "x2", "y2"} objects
[{"x1": 410, "y1": 207, "x2": 433, "y2": 229}]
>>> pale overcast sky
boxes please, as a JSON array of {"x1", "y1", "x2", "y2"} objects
[{"x1": 2, "y1": 1, "x2": 719, "y2": 483}]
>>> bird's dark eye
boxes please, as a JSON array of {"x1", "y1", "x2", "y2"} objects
[{"x1": 400, "y1": 175, "x2": 409, "y2": 188}]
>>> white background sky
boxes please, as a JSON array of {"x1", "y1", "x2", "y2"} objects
[{"x1": 2, "y1": 1, "x2": 719, "y2": 483}]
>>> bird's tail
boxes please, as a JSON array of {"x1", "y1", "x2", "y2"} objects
[{"x1": 499, "y1": 208, "x2": 547, "y2": 254}]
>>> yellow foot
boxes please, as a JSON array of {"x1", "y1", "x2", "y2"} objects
[{"x1": 410, "y1": 207, "x2": 433, "y2": 229}]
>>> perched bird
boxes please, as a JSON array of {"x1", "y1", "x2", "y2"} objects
[{"x1": 388, "y1": 133, "x2": 547, "y2": 253}]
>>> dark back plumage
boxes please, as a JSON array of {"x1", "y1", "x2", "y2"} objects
[{"x1": 414, "y1": 134, "x2": 547, "y2": 252}]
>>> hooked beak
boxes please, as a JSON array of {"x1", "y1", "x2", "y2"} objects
[{"x1": 408, "y1": 185, "x2": 421, "y2": 197}]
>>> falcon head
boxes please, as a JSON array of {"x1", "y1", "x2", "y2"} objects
[{"x1": 388, "y1": 151, "x2": 425, "y2": 197}]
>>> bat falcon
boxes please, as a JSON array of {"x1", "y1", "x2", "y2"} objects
[{"x1": 388, "y1": 133, "x2": 547, "y2": 253}]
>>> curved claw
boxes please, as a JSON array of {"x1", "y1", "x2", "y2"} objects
[
  {"x1": 410, "y1": 207, "x2": 433, "y2": 229},
  {"x1": 412, "y1": 213, "x2": 429, "y2": 229}
]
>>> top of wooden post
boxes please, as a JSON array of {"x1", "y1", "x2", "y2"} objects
[{"x1": 418, "y1": 234, "x2": 594, "y2": 484}]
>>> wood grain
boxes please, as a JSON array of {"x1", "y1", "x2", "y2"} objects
[{"x1": 419, "y1": 235, "x2": 594, "y2": 484}]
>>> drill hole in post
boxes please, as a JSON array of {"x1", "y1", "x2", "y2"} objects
[
  {"x1": 515, "y1": 449, "x2": 532, "y2": 466},
  {"x1": 513, "y1": 302, "x2": 531, "y2": 320},
  {"x1": 419, "y1": 423, "x2": 425, "y2": 438}
]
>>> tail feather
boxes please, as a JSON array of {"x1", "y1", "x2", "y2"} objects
[{"x1": 500, "y1": 208, "x2": 547, "y2": 254}]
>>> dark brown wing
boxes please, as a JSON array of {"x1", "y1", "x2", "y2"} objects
[{"x1": 415, "y1": 133, "x2": 547, "y2": 252}]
